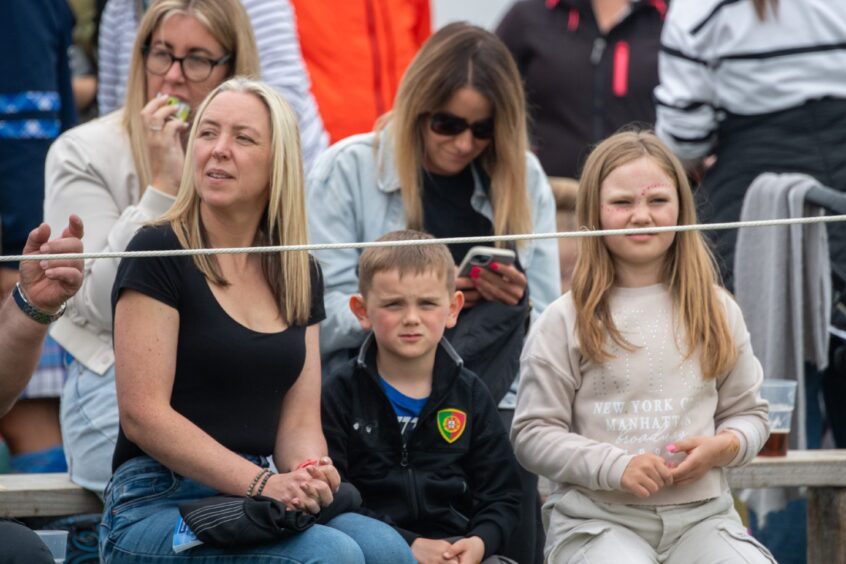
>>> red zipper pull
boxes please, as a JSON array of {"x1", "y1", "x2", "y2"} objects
[
  {"x1": 613, "y1": 41, "x2": 630, "y2": 97},
  {"x1": 567, "y1": 7, "x2": 580, "y2": 31}
]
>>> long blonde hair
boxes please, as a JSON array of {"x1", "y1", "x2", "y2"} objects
[
  {"x1": 378, "y1": 22, "x2": 532, "y2": 247},
  {"x1": 161, "y1": 78, "x2": 313, "y2": 326},
  {"x1": 572, "y1": 131, "x2": 737, "y2": 379},
  {"x1": 123, "y1": 0, "x2": 260, "y2": 190}
]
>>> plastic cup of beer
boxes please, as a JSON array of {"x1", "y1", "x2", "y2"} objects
[
  {"x1": 34, "y1": 530, "x2": 68, "y2": 563},
  {"x1": 758, "y1": 379, "x2": 798, "y2": 457}
]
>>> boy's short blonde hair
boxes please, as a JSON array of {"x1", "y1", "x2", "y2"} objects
[{"x1": 358, "y1": 230, "x2": 455, "y2": 297}]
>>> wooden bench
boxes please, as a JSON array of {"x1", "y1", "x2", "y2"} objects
[
  {"x1": 1, "y1": 452, "x2": 843, "y2": 561},
  {"x1": 0, "y1": 473, "x2": 101, "y2": 518},
  {"x1": 727, "y1": 449, "x2": 846, "y2": 564}
]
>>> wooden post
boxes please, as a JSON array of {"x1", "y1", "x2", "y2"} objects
[{"x1": 807, "y1": 488, "x2": 846, "y2": 564}]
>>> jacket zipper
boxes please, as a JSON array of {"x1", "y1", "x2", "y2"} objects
[
  {"x1": 362, "y1": 349, "x2": 459, "y2": 524},
  {"x1": 400, "y1": 443, "x2": 420, "y2": 519},
  {"x1": 590, "y1": 36, "x2": 607, "y2": 141}
]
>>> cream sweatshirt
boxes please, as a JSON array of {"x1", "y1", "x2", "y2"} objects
[{"x1": 512, "y1": 284, "x2": 768, "y2": 506}]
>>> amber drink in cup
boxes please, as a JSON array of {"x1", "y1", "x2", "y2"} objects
[{"x1": 758, "y1": 380, "x2": 797, "y2": 457}]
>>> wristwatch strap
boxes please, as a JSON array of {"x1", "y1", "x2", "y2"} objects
[{"x1": 12, "y1": 282, "x2": 66, "y2": 324}]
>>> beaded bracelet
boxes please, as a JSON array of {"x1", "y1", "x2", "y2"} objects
[
  {"x1": 246, "y1": 468, "x2": 270, "y2": 497},
  {"x1": 254, "y1": 469, "x2": 274, "y2": 497}
]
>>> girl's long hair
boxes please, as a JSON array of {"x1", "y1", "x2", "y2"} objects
[
  {"x1": 123, "y1": 0, "x2": 260, "y2": 191},
  {"x1": 572, "y1": 131, "x2": 737, "y2": 379},
  {"x1": 378, "y1": 22, "x2": 532, "y2": 246},
  {"x1": 161, "y1": 78, "x2": 313, "y2": 326}
]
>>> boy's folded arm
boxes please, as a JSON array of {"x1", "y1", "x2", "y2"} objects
[
  {"x1": 512, "y1": 354, "x2": 634, "y2": 491},
  {"x1": 463, "y1": 380, "x2": 524, "y2": 558},
  {"x1": 467, "y1": 523, "x2": 500, "y2": 560}
]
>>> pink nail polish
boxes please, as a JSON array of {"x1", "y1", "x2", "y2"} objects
[
  {"x1": 470, "y1": 266, "x2": 480, "y2": 279},
  {"x1": 666, "y1": 444, "x2": 677, "y2": 454},
  {"x1": 490, "y1": 262, "x2": 499, "y2": 271}
]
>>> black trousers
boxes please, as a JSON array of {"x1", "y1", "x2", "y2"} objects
[
  {"x1": 697, "y1": 98, "x2": 846, "y2": 291},
  {"x1": 0, "y1": 520, "x2": 52, "y2": 564}
]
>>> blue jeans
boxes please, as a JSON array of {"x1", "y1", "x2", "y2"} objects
[
  {"x1": 60, "y1": 360, "x2": 119, "y2": 496},
  {"x1": 100, "y1": 456, "x2": 415, "y2": 563}
]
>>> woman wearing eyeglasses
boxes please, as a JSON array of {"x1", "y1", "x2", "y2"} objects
[
  {"x1": 306, "y1": 22, "x2": 558, "y2": 564},
  {"x1": 43, "y1": 0, "x2": 260, "y2": 497}
]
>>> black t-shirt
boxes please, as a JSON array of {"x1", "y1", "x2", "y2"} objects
[
  {"x1": 110, "y1": 224, "x2": 325, "y2": 471},
  {"x1": 422, "y1": 165, "x2": 493, "y2": 265}
]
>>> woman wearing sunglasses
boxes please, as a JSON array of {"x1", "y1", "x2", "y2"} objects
[
  {"x1": 43, "y1": 0, "x2": 261, "y2": 498},
  {"x1": 306, "y1": 22, "x2": 558, "y2": 564}
]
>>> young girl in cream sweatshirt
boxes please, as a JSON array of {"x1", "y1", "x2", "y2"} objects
[{"x1": 512, "y1": 131, "x2": 776, "y2": 563}]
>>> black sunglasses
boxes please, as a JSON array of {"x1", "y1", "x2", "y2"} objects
[{"x1": 428, "y1": 112, "x2": 494, "y2": 140}]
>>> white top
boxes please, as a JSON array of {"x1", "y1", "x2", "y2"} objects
[
  {"x1": 43, "y1": 111, "x2": 175, "y2": 374},
  {"x1": 654, "y1": 0, "x2": 846, "y2": 160},
  {"x1": 512, "y1": 284, "x2": 769, "y2": 506},
  {"x1": 97, "y1": 0, "x2": 328, "y2": 170}
]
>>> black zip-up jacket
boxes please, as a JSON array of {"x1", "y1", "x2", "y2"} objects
[
  {"x1": 321, "y1": 334, "x2": 522, "y2": 558},
  {"x1": 497, "y1": 0, "x2": 667, "y2": 178}
]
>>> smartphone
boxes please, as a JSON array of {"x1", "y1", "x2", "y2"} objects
[{"x1": 457, "y1": 246, "x2": 517, "y2": 278}]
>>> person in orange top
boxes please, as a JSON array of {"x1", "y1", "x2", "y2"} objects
[{"x1": 291, "y1": 0, "x2": 430, "y2": 143}]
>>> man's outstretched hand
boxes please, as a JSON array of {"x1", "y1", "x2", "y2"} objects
[{"x1": 18, "y1": 214, "x2": 84, "y2": 313}]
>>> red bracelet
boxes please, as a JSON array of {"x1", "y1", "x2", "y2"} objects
[{"x1": 295, "y1": 458, "x2": 318, "y2": 470}]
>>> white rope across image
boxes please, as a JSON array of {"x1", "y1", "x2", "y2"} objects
[{"x1": 3, "y1": 214, "x2": 846, "y2": 262}]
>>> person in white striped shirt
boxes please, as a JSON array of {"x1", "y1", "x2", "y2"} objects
[
  {"x1": 98, "y1": 0, "x2": 328, "y2": 171},
  {"x1": 654, "y1": 0, "x2": 846, "y2": 290}
]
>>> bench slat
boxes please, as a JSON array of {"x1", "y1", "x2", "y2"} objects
[
  {"x1": 0, "y1": 473, "x2": 102, "y2": 517},
  {"x1": 727, "y1": 449, "x2": 846, "y2": 489}
]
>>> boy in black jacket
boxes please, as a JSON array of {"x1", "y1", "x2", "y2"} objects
[{"x1": 322, "y1": 230, "x2": 522, "y2": 564}]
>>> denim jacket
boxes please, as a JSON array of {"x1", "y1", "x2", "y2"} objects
[{"x1": 306, "y1": 129, "x2": 560, "y2": 371}]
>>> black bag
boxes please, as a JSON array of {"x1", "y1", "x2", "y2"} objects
[
  {"x1": 178, "y1": 496, "x2": 315, "y2": 548},
  {"x1": 177, "y1": 481, "x2": 362, "y2": 548},
  {"x1": 445, "y1": 293, "x2": 531, "y2": 404}
]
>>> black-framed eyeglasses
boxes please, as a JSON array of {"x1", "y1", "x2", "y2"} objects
[
  {"x1": 142, "y1": 46, "x2": 232, "y2": 82},
  {"x1": 428, "y1": 112, "x2": 494, "y2": 140}
]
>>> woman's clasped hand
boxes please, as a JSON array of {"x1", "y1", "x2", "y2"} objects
[{"x1": 263, "y1": 458, "x2": 341, "y2": 513}]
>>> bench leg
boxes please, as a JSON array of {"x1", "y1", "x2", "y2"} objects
[{"x1": 807, "y1": 487, "x2": 846, "y2": 564}]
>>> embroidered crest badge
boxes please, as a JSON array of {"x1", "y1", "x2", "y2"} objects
[{"x1": 436, "y1": 409, "x2": 467, "y2": 444}]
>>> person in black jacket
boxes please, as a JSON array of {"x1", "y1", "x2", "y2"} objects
[
  {"x1": 496, "y1": 0, "x2": 666, "y2": 180},
  {"x1": 322, "y1": 230, "x2": 523, "y2": 564}
]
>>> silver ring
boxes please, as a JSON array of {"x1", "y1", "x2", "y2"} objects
[{"x1": 149, "y1": 123, "x2": 163, "y2": 132}]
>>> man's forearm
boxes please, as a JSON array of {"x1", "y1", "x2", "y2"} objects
[{"x1": 0, "y1": 296, "x2": 50, "y2": 416}]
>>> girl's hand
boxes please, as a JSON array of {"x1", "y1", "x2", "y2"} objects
[
  {"x1": 261, "y1": 469, "x2": 333, "y2": 514},
  {"x1": 668, "y1": 432, "x2": 740, "y2": 487},
  {"x1": 469, "y1": 262, "x2": 527, "y2": 306},
  {"x1": 140, "y1": 93, "x2": 189, "y2": 196},
  {"x1": 445, "y1": 536, "x2": 485, "y2": 564},
  {"x1": 411, "y1": 537, "x2": 459, "y2": 564},
  {"x1": 620, "y1": 454, "x2": 673, "y2": 498}
]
